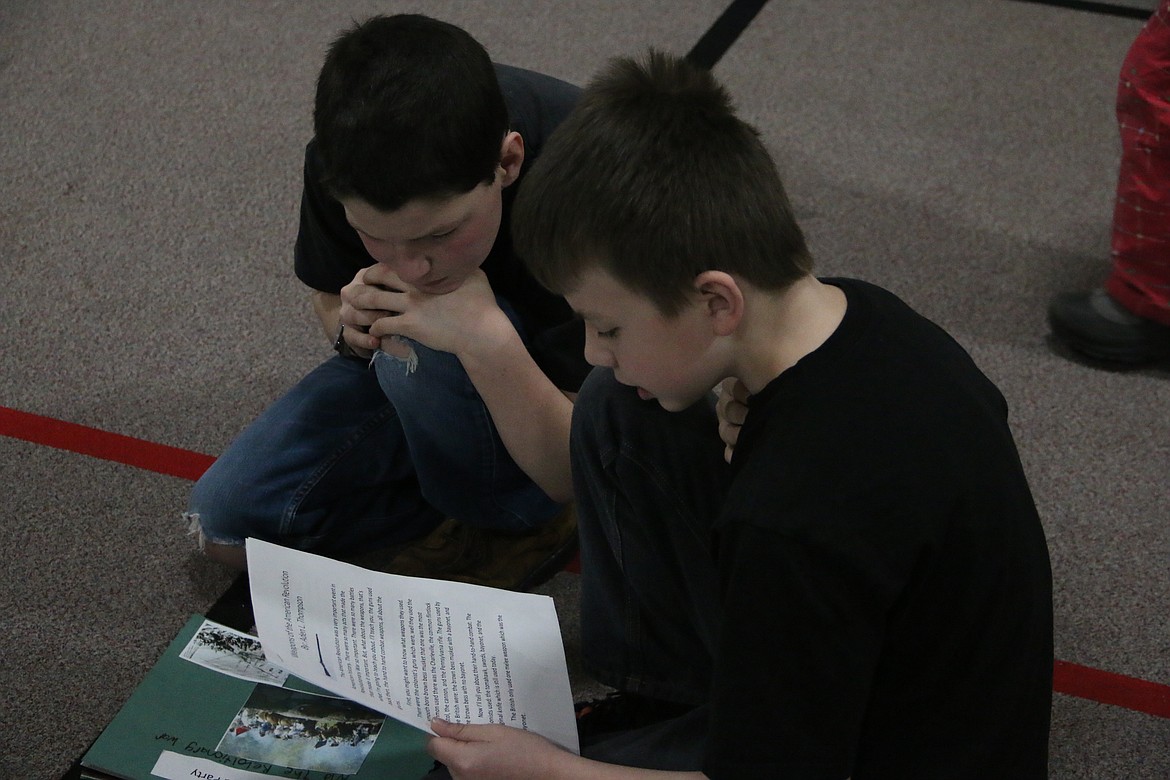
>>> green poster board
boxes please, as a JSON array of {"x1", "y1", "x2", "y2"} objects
[{"x1": 81, "y1": 615, "x2": 434, "y2": 780}]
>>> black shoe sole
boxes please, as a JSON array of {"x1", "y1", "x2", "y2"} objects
[
  {"x1": 1048, "y1": 318, "x2": 1170, "y2": 366},
  {"x1": 1046, "y1": 289, "x2": 1170, "y2": 366}
]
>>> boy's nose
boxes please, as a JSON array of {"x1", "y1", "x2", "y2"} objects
[
  {"x1": 379, "y1": 246, "x2": 431, "y2": 283},
  {"x1": 583, "y1": 332, "x2": 614, "y2": 368}
]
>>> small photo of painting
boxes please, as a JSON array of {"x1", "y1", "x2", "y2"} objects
[
  {"x1": 180, "y1": 619, "x2": 290, "y2": 685},
  {"x1": 217, "y1": 683, "x2": 385, "y2": 774}
]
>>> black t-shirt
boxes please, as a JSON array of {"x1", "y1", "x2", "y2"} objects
[
  {"x1": 704, "y1": 279, "x2": 1054, "y2": 779},
  {"x1": 292, "y1": 64, "x2": 589, "y2": 392}
]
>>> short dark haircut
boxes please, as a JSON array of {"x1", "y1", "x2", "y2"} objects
[
  {"x1": 313, "y1": 14, "x2": 509, "y2": 210},
  {"x1": 513, "y1": 50, "x2": 812, "y2": 316}
]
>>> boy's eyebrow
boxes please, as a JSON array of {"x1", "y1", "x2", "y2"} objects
[{"x1": 346, "y1": 215, "x2": 463, "y2": 242}]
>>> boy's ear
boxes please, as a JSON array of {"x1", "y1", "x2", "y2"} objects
[
  {"x1": 498, "y1": 132, "x2": 525, "y2": 187},
  {"x1": 694, "y1": 271, "x2": 743, "y2": 336}
]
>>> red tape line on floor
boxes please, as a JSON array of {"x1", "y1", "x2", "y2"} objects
[
  {"x1": 0, "y1": 406, "x2": 214, "y2": 481},
  {"x1": 4, "y1": 404, "x2": 1169, "y2": 719},
  {"x1": 1054, "y1": 659, "x2": 1170, "y2": 719}
]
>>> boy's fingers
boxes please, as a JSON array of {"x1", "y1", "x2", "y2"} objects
[
  {"x1": 430, "y1": 717, "x2": 460, "y2": 737},
  {"x1": 430, "y1": 718, "x2": 489, "y2": 742}
]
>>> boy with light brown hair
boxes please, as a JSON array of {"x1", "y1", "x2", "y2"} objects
[{"x1": 425, "y1": 50, "x2": 1054, "y2": 779}]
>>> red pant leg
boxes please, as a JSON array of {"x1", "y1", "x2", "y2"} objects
[{"x1": 1106, "y1": 0, "x2": 1170, "y2": 326}]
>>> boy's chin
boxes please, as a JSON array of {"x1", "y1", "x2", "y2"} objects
[
  {"x1": 631, "y1": 385, "x2": 703, "y2": 412},
  {"x1": 650, "y1": 393, "x2": 702, "y2": 413}
]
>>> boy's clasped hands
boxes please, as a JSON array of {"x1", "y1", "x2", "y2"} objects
[{"x1": 340, "y1": 263, "x2": 511, "y2": 360}]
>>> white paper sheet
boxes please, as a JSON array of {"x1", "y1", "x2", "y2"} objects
[
  {"x1": 246, "y1": 538, "x2": 579, "y2": 754},
  {"x1": 151, "y1": 750, "x2": 275, "y2": 780}
]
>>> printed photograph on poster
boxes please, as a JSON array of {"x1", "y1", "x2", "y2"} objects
[
  {"x1": 179, "y1": 618, "x2": 290, "y2": 685},
  {"x1": 217, "y1": 683, "x2": 385, "y2": 774}
]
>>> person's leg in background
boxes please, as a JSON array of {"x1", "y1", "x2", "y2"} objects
[
  {"x1": 1049, "y1": 1, "x2": 1170, "y2": 364},
  {"x1": 1106, "y1": 1, "x2": 1170, "y2": 329}
]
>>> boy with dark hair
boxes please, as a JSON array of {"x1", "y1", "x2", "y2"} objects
[
  {"x1": 185, "y1": 14, "x2": 587, "y2": 589},
  {"x1": 426, "y1": 51, "x2": 1054, "y2": 779}
]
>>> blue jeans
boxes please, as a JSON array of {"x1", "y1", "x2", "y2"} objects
[
  {"x1": 188, "y1": 309, "x2": 562, "y2": 556},
  {"x1": 569, "y1": 368, "x2": 732, "y2": 769}
]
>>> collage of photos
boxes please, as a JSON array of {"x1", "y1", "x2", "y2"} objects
[{"x1": 179, "y1": 619, "x2": 386, "y2": 775}]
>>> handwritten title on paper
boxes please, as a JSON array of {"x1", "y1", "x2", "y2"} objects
[{"x1": 150, "y1": 740, "x2": 351, "y2": 780}]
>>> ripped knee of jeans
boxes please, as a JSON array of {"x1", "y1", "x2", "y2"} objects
[
  {"x1": 182, "y1": 511, "x2": 242, "y2": 552},
  {"x1": 375, "y1": 336, "x2": 419, "y2": 375},
  {"x1": 182, "y1": 511, "x2": 207, "y2": 551}
]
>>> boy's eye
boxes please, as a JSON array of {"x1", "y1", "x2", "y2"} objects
[
  {"x1": 408, "y1": 227, "x2": 457, "y2": 244},
  {"x1": 597, "y1": 327, "x2": 620, "y2": 339}
]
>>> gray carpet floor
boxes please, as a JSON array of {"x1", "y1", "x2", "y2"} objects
[{"x1": 2, "y1": 1, "x2": 1168, "y2": 778}]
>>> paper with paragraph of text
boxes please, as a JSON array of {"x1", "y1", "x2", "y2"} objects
[{"x1": 247, "y1": 538, "x2": 579, "y2": 754}]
